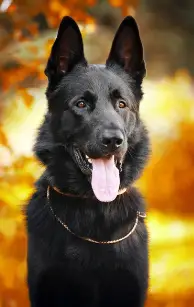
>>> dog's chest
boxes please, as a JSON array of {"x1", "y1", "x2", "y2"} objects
[{"x1": 49, "y1": 232, "x2": 137, "y2": 272}]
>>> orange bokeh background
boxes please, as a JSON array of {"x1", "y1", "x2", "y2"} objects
[{"x1": 0, "y1": 0, "x2": 194, "y2": 306}]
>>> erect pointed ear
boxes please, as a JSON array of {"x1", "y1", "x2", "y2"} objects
[
  {"x1": 45, "y1": 16, "x2": 87, "y2": 79},
  {"x1": 106, "y1": 16, "x2": 146, "y2": 82}
]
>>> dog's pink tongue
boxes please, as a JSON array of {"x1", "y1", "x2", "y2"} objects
[{"x1": 91, "y1": 156, "x2": 120, "y2": 202}]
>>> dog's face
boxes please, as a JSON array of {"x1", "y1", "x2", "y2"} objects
[{"x1": 35, "y1": 16, "x2": 149, "y2": 202}]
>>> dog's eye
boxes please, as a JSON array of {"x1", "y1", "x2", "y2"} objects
[
  {"x1": 76, "y1": 100, "x2": 86, "y2": 108},
  {"x1": 118, "y1": 100, "x2": 127, "y2": 109}
]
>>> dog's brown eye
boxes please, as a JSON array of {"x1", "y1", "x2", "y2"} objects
[
  {"x1": 118, "y1": 100, "x2": 126, "y2": 109},
  {"x1": 76, "y1": 100, "x2": 86, "y2": 108}
]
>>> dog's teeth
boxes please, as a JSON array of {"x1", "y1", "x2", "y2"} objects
[{"x1": 85, "y1": 155, "x2": 92, "y2": 163}]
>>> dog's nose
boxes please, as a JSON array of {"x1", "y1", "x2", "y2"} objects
[{"x1": 102, "y1": 130, "x2": 124, "y2": 151}]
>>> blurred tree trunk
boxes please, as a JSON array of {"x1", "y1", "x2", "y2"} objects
[{"x1": 137, "y1": 0, "x2": 194, "y2": 77}]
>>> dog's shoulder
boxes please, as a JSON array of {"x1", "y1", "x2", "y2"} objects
[{"x1": 25, "y1": 172, "x2": 49, "y2": 231}]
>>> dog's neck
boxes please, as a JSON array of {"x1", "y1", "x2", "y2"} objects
[
  {"x1": 44, "y1": 182, "x2": 145, "y2": 244},
  {"x1": 50, "y1": 185, "x2": 127, "y2": 199}
]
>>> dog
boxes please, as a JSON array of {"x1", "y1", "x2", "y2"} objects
[{"x1": 26, "y1": 15, "x2": 150, "y2": 307}]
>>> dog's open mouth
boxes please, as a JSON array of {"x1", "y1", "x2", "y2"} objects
[
  {"x1": 72, "y1": 147, "x2": 122, "y2": 202},
  {"x1": 73, "y1": 148, "x2": 122, "y2": 174}
]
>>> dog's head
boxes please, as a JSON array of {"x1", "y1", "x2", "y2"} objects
[{"x1": 35, "y1": 16, "x2": 149, "y2": 202}]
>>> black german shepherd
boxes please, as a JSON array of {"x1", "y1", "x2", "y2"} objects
[{"x1": 26, "y1": 15, "x2": 150, "y2": 307}]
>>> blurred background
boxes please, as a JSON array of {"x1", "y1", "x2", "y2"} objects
[{"x1": 0, "y1": 0, "x2": 194, "y2": 306}]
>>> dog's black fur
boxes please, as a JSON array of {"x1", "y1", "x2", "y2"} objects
[{"x1": 26, "y1": 16, "x2": 150, "y2": 307}]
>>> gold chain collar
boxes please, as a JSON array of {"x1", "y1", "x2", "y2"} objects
[{"x1": 47, "y1": 186, "x2": 146, "y2": 245}]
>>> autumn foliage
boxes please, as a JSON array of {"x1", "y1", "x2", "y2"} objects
[{"x1": 0, "y1": 0, "x2": 194, "y2": 306}]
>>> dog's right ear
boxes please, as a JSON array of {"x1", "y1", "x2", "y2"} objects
[{"x1": 45, "y1": 16, "x2": 87, "y2": 80}]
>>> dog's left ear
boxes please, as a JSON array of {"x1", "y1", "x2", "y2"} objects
[
  {"x1": 106, "y1": 16, "x2": 146, "y2": 82},
  {"x1": 45, "y1": 16, "x2": 87, "y2": 79}
]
